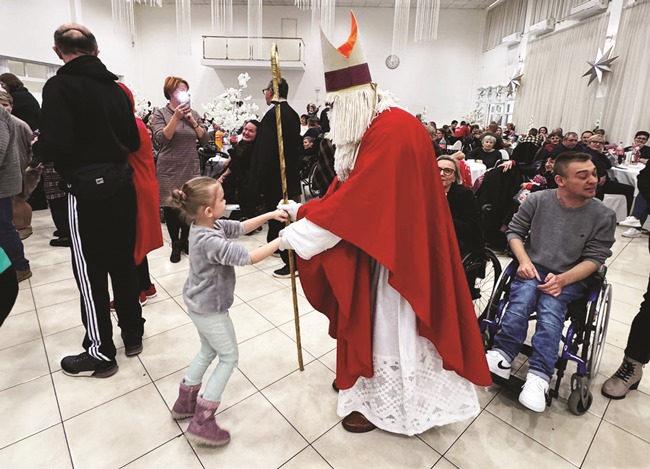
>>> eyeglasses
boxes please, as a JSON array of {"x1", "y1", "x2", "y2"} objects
[
  {"x1": 262, "y1": 88, "x2": 270, "y2": 94},
  {"x1": 636, "y1": 136, "x2": 648, "y2": 141},
  {"x1": 590, "y1": 141, "x2": 603, "y2": 146},
  {"x1": 440, "y1": 168, "x2": 456, "y2": 175}
]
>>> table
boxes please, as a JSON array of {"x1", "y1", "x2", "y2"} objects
[
  {"x1": 609, "y1": 164, "x2": 644, "y2": 195},
  {"x1": 465, "y1": 160, "x2": 487, "y2": 184}
]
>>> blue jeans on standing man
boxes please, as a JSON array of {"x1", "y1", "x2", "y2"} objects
[
  {"x1": 493, "y1": 264, "x2": 586, "y2": 382},
  {"x1": 0, "y1": 197, "x2": 29, "y2": 271}
]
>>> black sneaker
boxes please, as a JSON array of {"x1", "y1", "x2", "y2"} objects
[
  {"x1": 50, "y1": 237, "x2": 71, "y2": 247},
  {"x1": 61, "y1": 352, "x2": 118, "y2": 378},
  {"x1": 122, "y1": 333, "x2": 143, "y2": 357},
  {"x1": 272, "y1": 265, "x2": 298, "y2": 279}
]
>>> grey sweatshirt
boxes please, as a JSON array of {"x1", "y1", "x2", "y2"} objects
[
  {"x1": 506, "y1": 189, "x2": 616, "y2": 274},
  {"x1": 183, "y1": 220, "x2": 252, "y2": 314}
]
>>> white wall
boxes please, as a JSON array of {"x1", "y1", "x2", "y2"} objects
[
  {"x1": 475, "y1": 0, "x2": 630, "y2": 130},
  {"x1": 3, "y1": 1, "x2": 484, "y2": 124},
  {"x1": 134, "y1": 4, "x2": 484, "y2": 125},
  {"x1": 1, "y1": 0, "x2": 139, "y2": 74}
]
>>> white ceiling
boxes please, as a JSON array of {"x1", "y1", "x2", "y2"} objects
[{"x1": 162, "y1": 0, "x2": 493, "y2": 10}]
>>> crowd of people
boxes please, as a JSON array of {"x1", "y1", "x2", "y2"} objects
[{"x1": 0, "y1": 14, "x2": 648, "y2": 452}]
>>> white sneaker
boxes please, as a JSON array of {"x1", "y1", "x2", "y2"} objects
[
  {"x1": 622, "y1": 228, "x2": 644, "y2": 238},
  {"x1": 486, "y1": 350, "x2": 512, "y2": 379},
  {"x1": 518, "y1": 373, "x2": 549, "y2": 412},
  {"x1": 619, "y1": 216, "x2": 642, "y2": 228}
]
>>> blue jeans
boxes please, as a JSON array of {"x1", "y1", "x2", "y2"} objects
[
  {"x1": 0, "y1": 197, "x2": 29, "y2": 271},
  {"x1": 493, "y1": 266, "x2": 586, "y2": 382},
  {"x1": 185, "y1": 310, "x2": 239, "y2": 402},
  {"x1": 632, "y1": 193, "x2": 648, "y2": 224}
]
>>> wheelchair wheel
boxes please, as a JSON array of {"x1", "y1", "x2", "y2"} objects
[
  {"x1": 307, "y1": 163, "x2": 321, "y2": 198},
  {"x1": 585, "y1": 283, "x2": 612, "y2": 379},
  {"x1": 568, "y1": 388, "x2": 593, "y2": 416},
  {"x1": 479, "y1": 259, "x2": 516, "y2": 347},
  {"x1": 464, "y1": 249, "x2": 502, "y2": 318}
]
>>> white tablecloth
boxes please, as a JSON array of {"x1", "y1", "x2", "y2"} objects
[
  {"x1": 465, "y1": 160, "x2": 487, "y2": 184},
  {"x1": 609, "y1": 164, "x2": 645, "y2": 195}
]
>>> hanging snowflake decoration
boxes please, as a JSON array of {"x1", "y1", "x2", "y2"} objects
[{"x1": 202, "y1": 73, "x2": 259, "y2": 132}]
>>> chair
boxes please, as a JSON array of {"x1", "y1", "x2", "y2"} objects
[{"x1": 480, "y1": 259, "x2": 612, "y2": 415}]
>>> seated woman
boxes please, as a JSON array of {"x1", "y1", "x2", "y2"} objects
[
  {"x1": 467, "y1": 135, "x2": 509, "y2": 169},
  {"x1": 299, "y1": 136, "x2": 319, "y2": 176},
  {"x1": 584, "y1": 135, "x2": 635, "y2": 214},
  {"x1": 220, "y1": 119, "x2": 260, "y2": 217},
  {"x1": 438, "y1": 156, "x2": 485, "y2": 297}
]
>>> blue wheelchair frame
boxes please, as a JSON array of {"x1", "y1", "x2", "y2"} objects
[{"x1": 480, "y1": 259, "x2": 612, "y2": 415}]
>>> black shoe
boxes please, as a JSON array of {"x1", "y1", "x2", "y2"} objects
[
  {"x1": 124, "y1": 341, "x2": 143, "y2": 357},
  {"x1": 180, "y1": 240, "x2": 189, "y2": 255},
  {"x1": 272, "y1": 265, "x2": 298, "y2": 279},
  {"x1": 50, "y1": 237, "x2": 71, "y2": 247},
  {"x1": 53, "y1": 230, "x2": 61, "y2": 237},
  {"x1": 170, "y1": 241, "x2": 181, "y2": 263},
  {"x1": 121, "y1": 331, "x2": 143, "y2": 356},
  {"x1": 61, "y1": 352, "x2": 118, "y2": 378}
]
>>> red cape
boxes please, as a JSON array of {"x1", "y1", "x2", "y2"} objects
[
  {"x1": 129, "y1": 118, "x2": 163, "y2": 264},
  {"x1": 296, "y1": 108, "x2": 491, "y2": 388}
]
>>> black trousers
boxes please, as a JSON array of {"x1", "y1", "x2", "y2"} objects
[
  {"x1": 136, "y1": 256, "x2": 152, "y2": 291},
  {"x1": 0, "y1": 264, "x2": 18, "y2": 327},
  {"x1": 49, "y1": 197, "x2": 70, "y2": 238},
  {"x1": 625, "y1": 275, "x2": 650, "y2": 364},
  {"x1": 596, "y1": 179, "x2": 635, "y2": 214},
  {"x1": 163, "y1": 206, "x2": 189, "y2": 243},
  {"x1": 68, "y1": 183, "x2": 143, "y2": 362}
]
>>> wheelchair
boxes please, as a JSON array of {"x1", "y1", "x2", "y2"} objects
[
  {"x1": 300, "y1": 155, "x2": 320, "y2": 198},
  {"x1": 480, "y1": 259, "x2": 612, "y2": 415},
  {"x1": 462, "y1": 249, "x2": 502, "y2": 318}
]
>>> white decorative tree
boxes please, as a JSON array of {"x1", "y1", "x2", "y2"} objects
[{"x1": 202, "y1": 73, "x2": 259, "y2": 132}]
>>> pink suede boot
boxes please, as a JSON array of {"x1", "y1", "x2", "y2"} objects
[
  {"x1": 186, "y1": 396, "x2": 231, "y2": 447},
  {"x1": 171, "y1": 380, "x2": 201, "y2": 420}
]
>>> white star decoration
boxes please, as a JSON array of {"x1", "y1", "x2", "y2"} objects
[
  {"x1": 583, "y1": 47, "x2": 618, "y2": 86},
  {"x1": 507, "y1": 68, "x2": 523, "y2": 97}
]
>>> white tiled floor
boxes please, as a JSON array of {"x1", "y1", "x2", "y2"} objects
[{"x1": 1, "y1": 211, "x2": 649, "y2": 468}]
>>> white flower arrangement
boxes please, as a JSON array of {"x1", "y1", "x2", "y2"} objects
[
  {"x1": 202, "y1": 73, "x2": 259, "y2": 132},
  {"x1": 124, "y1": 82, "x2": 154, "y2": 120}
]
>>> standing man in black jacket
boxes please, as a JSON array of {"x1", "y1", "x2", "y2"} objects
[
  {"x1": 34, "y1": 23, "x2": 143, "y2": 378},
  {"x1": 249, "y1": 78, "x2": 301, "y2": 278}
]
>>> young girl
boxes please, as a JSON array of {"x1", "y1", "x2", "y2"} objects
[{"x1": 169, "y1": 176, "x2": 288, "y2": 447}]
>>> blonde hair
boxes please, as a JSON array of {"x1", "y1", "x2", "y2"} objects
[{"x1": 168, "y1": 177, "x2": 220, "y2": 223}]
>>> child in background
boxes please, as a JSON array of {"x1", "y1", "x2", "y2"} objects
[{"x1": 168, "y1": 176, "x2": 288, "y2": 446}]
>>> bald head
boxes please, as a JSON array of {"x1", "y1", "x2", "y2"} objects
[{"x1": 54, "y1": 23, "x2": 98, "y2": 58}]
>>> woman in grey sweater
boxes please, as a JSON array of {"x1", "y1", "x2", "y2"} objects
[{"x1": 150, "y1": 76, "x2": 209, "y2": 262}]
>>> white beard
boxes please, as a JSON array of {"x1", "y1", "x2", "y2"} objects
[{"x1": 327, "y1": 86, "x2": 397, "y2": 181}]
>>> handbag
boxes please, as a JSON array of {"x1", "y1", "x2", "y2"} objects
[{"x1": 63, "y1": 163, "x2": 130, "y2": 201}]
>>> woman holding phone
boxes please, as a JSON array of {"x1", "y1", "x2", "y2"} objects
[{"x1": 151, "y1": 76, "x2": 209, "y2": 263}]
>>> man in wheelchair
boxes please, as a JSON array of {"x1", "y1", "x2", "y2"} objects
[{"x1": 485, "y1": 152, "x2": 616, "y2": 412}]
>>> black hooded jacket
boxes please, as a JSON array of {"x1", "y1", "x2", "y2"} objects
[{"x1": 35, "y1": 55, "x2": 139, "y2": 179}]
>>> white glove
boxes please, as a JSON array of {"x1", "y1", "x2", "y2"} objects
[
  {"x1": 278, "y1": 226, "x2": 292, "y2": 251},
  {"x1": 277, "y1": 199, "x2": 302, "y2": 222}
]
